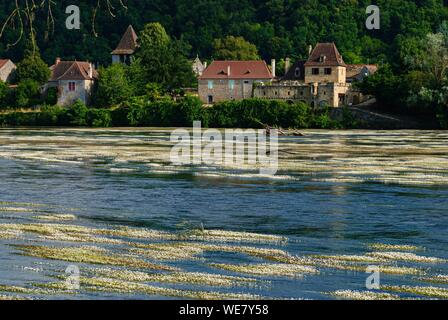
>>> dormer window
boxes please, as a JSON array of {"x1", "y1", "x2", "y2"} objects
[
  {"x1": 295, "y1": 68, "x2": 301, "y2": 77},
  {"x1": 319, "y1": 55, "x2": 327, "y2": 63}
]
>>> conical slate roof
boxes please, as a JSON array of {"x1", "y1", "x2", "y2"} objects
[{"x1": 112, "y1": 25, "x2": 138, "y2": 55}]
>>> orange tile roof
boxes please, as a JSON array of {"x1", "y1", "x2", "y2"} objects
[
  {"x1": 50, "y1": 61, "x2": 97, "y2": 81},
  {"x1": 305, "y1": 43, "x2": 346, "y2": 67},
  {"x1": 199, "y1": 61, "x2": 273, "y2": 80}
]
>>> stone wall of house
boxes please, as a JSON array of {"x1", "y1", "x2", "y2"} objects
[
  {"x1": 253, "y1": 84, "x2": 313, "y2": 104},
  {"x1": 254, "y1": 82, "x2": 352, "y2": 108},
  {"x1": 304, "y1": 66, "x2": 346, "y2": 84},
  {"x1": 57, "y1": 80, "x2": 94, "y2": 106},
  {"x1": 0, "y1": 60, "x2": 16, "y2": 83},
  {"x1": 199, "y1": 79, "x2": 270, "y2": 104}
]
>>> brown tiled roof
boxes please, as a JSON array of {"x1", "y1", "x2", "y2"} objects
[
  {"x1": 282, "y1": 60, "x2": 305, "y2": 81},
  {"x1": 346, "y1": 64, "x2": 378, "y2": 78},
  {"x1": 112, "y1": 25, "x2": 138, "y2": 55},
  {"x1": 199, "y1": 61, "x2": 273, "y2": 80},
  {"x1": 305, "y1": 43, "x2": 346, "y2": 67},
  {"x1": 50, "y1": 61, "x2": 98, "y2": 81},
  {"x1": 0, "y1": 59, "x2": 12, "y2": 69}
]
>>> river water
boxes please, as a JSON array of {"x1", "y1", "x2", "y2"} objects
[{"x1": 0, "y1": 128, "x2": 447, "y2": 300}]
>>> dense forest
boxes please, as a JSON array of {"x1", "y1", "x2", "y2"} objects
[
  {"x1": 1, "y1": 1, "x2": 448, "y2": 128},
  {"x1": 0, "y1": 0, "x2": 447, "y2": 67}
]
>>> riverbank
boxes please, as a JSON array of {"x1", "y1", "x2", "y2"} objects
[{"x1": 0, "y1": 97, "x2": 438, "y2": 130}]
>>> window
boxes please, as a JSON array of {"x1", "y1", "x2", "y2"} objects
[
  {"x1": 229, "y1": 80, "x2": 235, "y2": 90},
  {"x1": 208, "y1": 80, "x2": 214, "y2": 89},
  {"x1": 312, "y1": 68, "x2": 319, "y2": 75},
  {"x1": 68, "y1": 82, "x2": 76, "y2": 91},
  {"x1": 295, "y1": 68, "x2": 301, "y2": 77},
  {"x1": 244, "y1": 80, "x2": 250, "y2": 84},
  {"x1": 324, "y1": 68, "x2": 332, "y2": 75},
  {"x1": 208, "y1": 95, "x2": 214, "y2": 104}
]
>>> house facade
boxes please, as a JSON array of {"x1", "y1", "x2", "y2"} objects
[
  {"x1": 0, "y1": 59, "x2": 16, "y2": 83},
  {"x1": 198, "y1": 61, "x2": 273, "y2": 104},
  {"x1": 47, "y1": 58, "x2": 98, "y2": 106},
  {"x1": 254, "y1": 43, "x2": 377, "y2": 107},
  {"x1": 111, "y1": 25, "x2": 138, "y2": 64}
]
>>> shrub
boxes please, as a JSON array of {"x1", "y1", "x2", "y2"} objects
[{"x1": 90, "y1": 109, "x2": 112, "y2": 127}]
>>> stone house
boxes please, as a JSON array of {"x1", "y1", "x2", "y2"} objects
[
  {"x1": 254, "y1": 43, "x2": 377, "y2": 107},
  {"x1": 198, "y1": 61, "x2": 273, "y2": 104},
  {"x1": 111, "y1": 25, "x2": 138, "y2": 64},
  {"x1": 346, "y1": 64, "x2": 378, "y2": 83},
  {"x1": 47, "y1": 58, "x2": 98, "y2": 106},
  {"x1": 0, "y1": 59, "x2": 16, "y2": 83}
]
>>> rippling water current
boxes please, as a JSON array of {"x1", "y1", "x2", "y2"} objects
[{"x1": 0, "y1": 128, "x2": 447, "y2": 300}]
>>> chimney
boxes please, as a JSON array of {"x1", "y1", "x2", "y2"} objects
[
  {"x1": 204, "y1": 61, "x2": 207, "y2": 69},
  {"x1": 55, "y1": 57, "x2": 61, "y2": 65},
  {"x1": 271, "y1": 59, "x2": 276, "y2": 78},
  {"x1": 89, "y1": 63, "x2": 93, "y2": 78},
  {"x1": 227, "y1": 65, "x2": 231, "y2": 76},
  {"x1": 308, "y1": 45, "x2": 313, "y2": 56},
  {"x1": 285, "y1": 57, "x2": 291, "y2": 74}
]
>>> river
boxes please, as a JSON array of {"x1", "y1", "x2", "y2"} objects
[{"x1": 0, "y1": 128, "x2": 447, "y2": 300}]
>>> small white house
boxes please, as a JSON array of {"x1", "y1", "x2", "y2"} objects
[{"x1": 47, "y1": 58, "x2": 98, "y2": 106}]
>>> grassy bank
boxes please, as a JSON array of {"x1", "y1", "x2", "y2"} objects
[{"x1": 0, "y1": 97, "x2": 358, "y2": 129}]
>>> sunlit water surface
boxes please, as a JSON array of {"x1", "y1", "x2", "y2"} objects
[{"x1": 0, "y1": 128, "x2": 447, "y2": 300}]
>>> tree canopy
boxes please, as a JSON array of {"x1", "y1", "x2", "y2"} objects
[
  {"x1": 0, "y1": 1, "x2": 446, "y2": 67},
  {"x1": 213, "y1": 36, "x2": 260, "y2": 60}
]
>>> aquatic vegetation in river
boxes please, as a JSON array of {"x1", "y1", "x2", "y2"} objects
[
  {"x1": 329, "y1": 290, "x2": 400, "y2": 300},
  {"x1": 41, "y1": 277, "x2": 262, "y2": 300},
  {"x1": 15, "y1": 245, "x2": 175, "y2": 271},
  {"x1": 309, "y1": 254, "x2": 384, "y2": 264},
  {"x1": 130, "y1": 243, "x2": 205, "y2": 261},
  {"x1": 210, "y1": 263, "x2": 318, "y2": 277},
  {"x1": 367, "y1": 252, "x2": 445, "y2": 264},
  {"x1": 418, "y1": 274, "x2": 448, "y2": 285},
  {"x1": 0, "y1": 230, "x2": 23, "y2": 240},
  {"x1": 382, "y1": 285, "x2": 448, "y2": 299},
  {"x1": 34, "y1": 214, "x2": 77, "y2": 221},
  {"x1": 179, "y1": 229, "x2": 287, "y2": 244},
  {"x1": 294, "y1": 256, "x2": 423, "y2": 276},
  {"x1": 368, "y1": 243, "x2": 423, "y2": 252},
  {"x1": 131, "y1": 242, "x2": 293, "y2": 262},
  {"x1": 0, "y1": 207, "x2": 35, "y2": 213},
  {"x1": 88, "y1": 268, "x2": 259, "y2": 287},
  {"x1": 0, "y1": 284, "x2": 61, "y2": 296},
  {"x1": 0, "y1": 223, "x2": 124, "y2": 244},
  {"x1": 0, "y1": 294, "x2": 29, "y2": 300}
]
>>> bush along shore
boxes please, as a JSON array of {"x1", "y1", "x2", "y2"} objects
[{"x1": 0, "y1": 97, "x2": 361, "y2": 129}]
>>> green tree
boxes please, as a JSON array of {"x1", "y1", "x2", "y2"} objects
[
  {"x1": 15, "y1": 79, "x2": 41, "y2": 108},
  {"x1": 135, "y1": 23, "x2": 195, "y2": 90},
  {"x1": 0, "y1": 81, "x2": 8, "y2": 106},
  {"x1": 95, "y1": 64, "x2": 133, "y2": 107},
  {"x1": 16, "y1": 47, "x2": 50, "y2": 85},
  {"x1": 213, "y1": 36, "x2": 260, "y2": 60}
]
